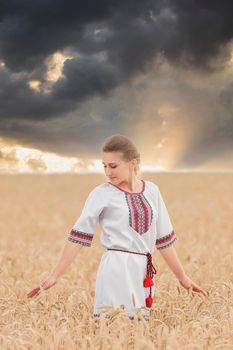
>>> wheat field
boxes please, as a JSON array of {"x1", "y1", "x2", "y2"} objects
[{"x1": 0, "y1": 173, "x2": 232, "y2": 350}]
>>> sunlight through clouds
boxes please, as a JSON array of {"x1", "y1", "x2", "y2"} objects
[
  {"x1": 46, "y1": 51, "x2": 73, "y2": 82},
  {"x1": 0, "y1": 144, "x2": 82, "y2": 174},
  {"x1": 28, "y1": 80, "x2": 42, "y2": 93}
]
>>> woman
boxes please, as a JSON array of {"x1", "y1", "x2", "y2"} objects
[{"x1": 27, "y1": 134, "x2": 208, "y2": 321}]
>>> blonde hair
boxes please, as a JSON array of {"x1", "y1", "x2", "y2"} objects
[{"x1": 101, "y1": 134, "x2": 141, "y2": 175}]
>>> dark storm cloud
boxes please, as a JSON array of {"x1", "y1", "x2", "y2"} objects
[
  {"x1": 52, "y1": 56, "x2": 120, "y2": 101},
  {"x1": 1, "y1": 0, "x2": 233, "y2": 170},
  {"x1": 0, "y1": 0, "x2": 152, "y2": 73},
  {"x1": 1, "y1": 0, "x2": 233, "y2": 122},
  {"x1": 0, "y1": 57, "x2": 120, "y2": 120}
]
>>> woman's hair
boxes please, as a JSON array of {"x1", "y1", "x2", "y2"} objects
[{"x1": 101, "y1": 134, "x2": 141, "y2": 175}]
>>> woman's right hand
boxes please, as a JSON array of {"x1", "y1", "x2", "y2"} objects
[{"x1": 26, "y1": 275, "x2": 57, "y2": 298}]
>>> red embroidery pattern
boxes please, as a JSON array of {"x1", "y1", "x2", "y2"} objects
[
  {"x1": 125, "y1": 193, "x2": 153, "y2": 235},
  {"x1": 67, "y1": 229, "x2": 94, "y2": 247},
  {"x1": 155, "y1": 230, "x2": 177, "y2": 250}
]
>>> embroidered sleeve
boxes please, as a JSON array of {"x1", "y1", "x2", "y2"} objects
[
  {"x1": 155, "y1": 187, "x2": 177, "y2": 250},
  {"x1": 67, "y1": 187, "x2": 104, "y2": 247}
]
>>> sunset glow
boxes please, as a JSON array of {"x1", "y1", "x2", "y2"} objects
[
  {"x1": 0, "y1": 142, "x2": 170, "y2": 174},
  {"x1": 0, "y1": 144, "x2": 80, "y2": 173}
]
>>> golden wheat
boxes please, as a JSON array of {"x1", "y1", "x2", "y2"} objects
[{"x1": 0, "y1": 173, "x2": 232, "y2": 349}]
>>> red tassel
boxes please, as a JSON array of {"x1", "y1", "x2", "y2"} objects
[
  {"x1": 143, "y1": 274, "x2": 154, "y2": 288},
  {"x1": 145, "y1": 295, "x2": 153, "y2": 307}
]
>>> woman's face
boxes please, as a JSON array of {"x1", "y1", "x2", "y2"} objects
[{"x1": 102, "y1": 151, "x2": 137, "y2": 184}]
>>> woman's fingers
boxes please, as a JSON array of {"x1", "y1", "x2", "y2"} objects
[
  {"x1": 179, "y1": 276, "x2": 208, "y2": 297},
  {"x1": 26, "y1": 277, "x2": 57, "y2": 298},
  {"x1": 191, "y1": 284, "x2": 208, "y2": 296},
  {"x1": 27, "y1": 282, "x2": 46, "y2": 298},
  {"x1": 27, "y1": 286, "x2": 41, "y2": 298}
]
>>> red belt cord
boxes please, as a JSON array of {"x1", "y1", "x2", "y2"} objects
[{"x1": 107, "y1": 248, "x2": 157, "y2": 308}]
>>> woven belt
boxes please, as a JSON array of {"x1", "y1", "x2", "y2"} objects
[{"x1": 107, "y1": 247, "x2": 157, "y2": 308}]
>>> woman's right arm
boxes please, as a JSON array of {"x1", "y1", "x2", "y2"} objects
[
  {"x1": 27, "y1": 186, "x2": 102, "y2": 298},
  {"x1": 26, "y1": 240, "x2": 83, "y2": 298},
  {"x1": 49, "y1": 240, "x2": 83, "y2": 280}
]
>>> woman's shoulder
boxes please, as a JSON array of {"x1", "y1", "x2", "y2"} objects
[
  {"x1": 90, "y1": 182, "x2": 114, "y2": 196},
  {"x1": 145, "y1": 180, "x2": 159, "y2": 192}
]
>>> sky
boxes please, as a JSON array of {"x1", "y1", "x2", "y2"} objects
[{"x1": 0, "y1": 0, "x2": 233, "y2": 173}]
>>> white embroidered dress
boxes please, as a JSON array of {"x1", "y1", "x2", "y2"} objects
[{"x1": 67, "y1": 179, "x2": 177, "y2": 319}]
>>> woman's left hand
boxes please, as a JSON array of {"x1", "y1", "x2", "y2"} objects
[{"x1": 178, "y1": 274, "x2": 208, "y2": 296}]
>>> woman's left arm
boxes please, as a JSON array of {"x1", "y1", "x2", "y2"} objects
[{"x1": 158, "y1": 245, "x2": 208, "y2": 297}]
